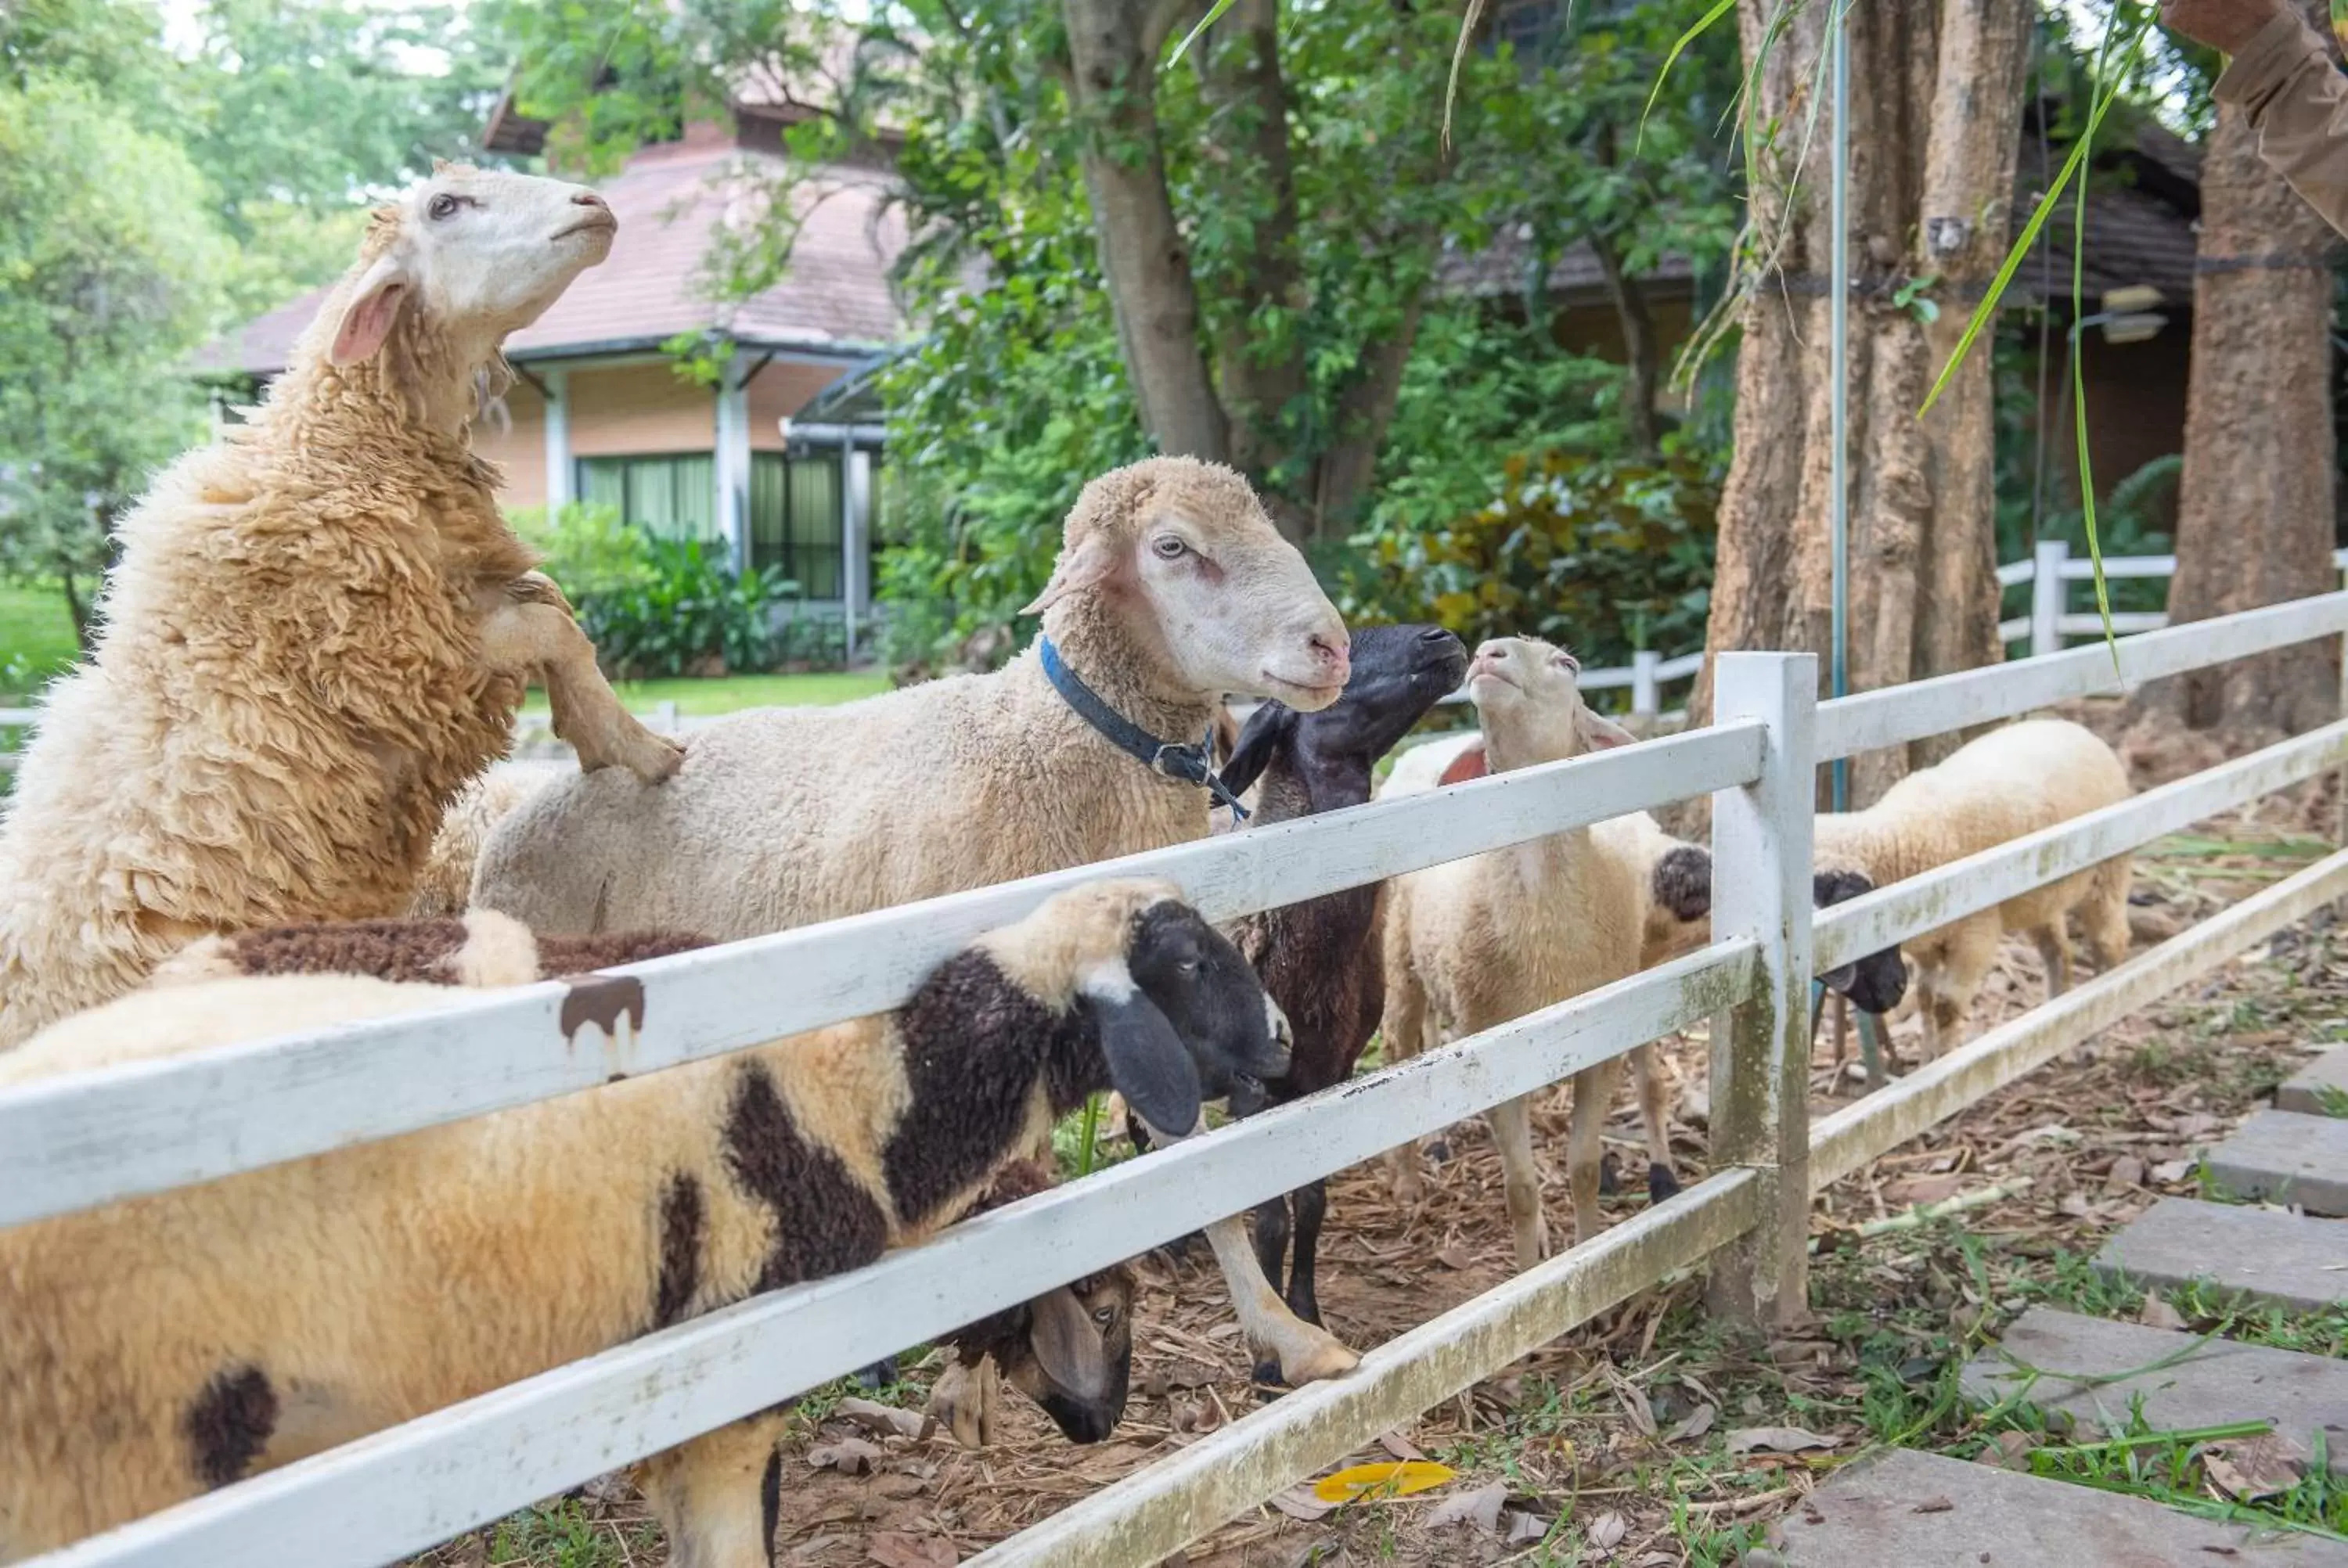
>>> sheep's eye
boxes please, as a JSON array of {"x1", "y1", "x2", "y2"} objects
[
  {"x1": 1151, "y1": 536, "x2": 1188, "y2": 560},
  {"x1": 427, "y1": 193, "x2": 463, "y2": 221},
  {"x1": 1178, "y1": 958, "x2": 1200, "y2": 975},
  {"x1": 1093, "y1": 1306, "x2": 1118, "y2": 1328},
  {"x1": 1554, "y1": 651, "x2": 1580, "y2": 674}
]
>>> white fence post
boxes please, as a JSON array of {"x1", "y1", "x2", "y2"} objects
[
  {"x1": 1706, "y1": 652, "x2": 1817, "y2": 1328},
  {"x1": 1631, "y1": 649, "x2": 1661, "y2": 718},
  {"x1": 654, "y1": 699, "x2": 679, "y2": 735},
  {"x1": 2030, "y1": 539, "x2": 2069, "y2": 660}
]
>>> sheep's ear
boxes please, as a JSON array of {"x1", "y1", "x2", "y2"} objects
[
  {"x1": 1578, "y1": 710, "x2": 1637, "y2": 751},
  {"x1": 1027, "y1": 1287, "x2": 1112, "y2": 1401},
  {"x1": 1021, "y1": 533, "x2": 1120, "y2": 617},
  {"x1": 1217, "y1": 704, "x2": 1292, "y2": 799},
  {"x1": 1087, "y1": 970, "x2": 1202, "y2": 1135},
  {"x1": 1437, "y1": 741, "x2": 1488, "y2": 786},
  {"x1": 330, "y1": 250, "x2": 413, "y2": 367}
]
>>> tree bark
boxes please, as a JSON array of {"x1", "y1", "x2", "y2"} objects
[
  {"x1": 1689, "y1": 0, "x2": 2029, "y2": 810},
  {"x1": 2149, "y1": 0, "x2": 2339, "y2": 739},
  {"x1": 1062, "y1": 0, "x2": 1228, "y2": 462}
]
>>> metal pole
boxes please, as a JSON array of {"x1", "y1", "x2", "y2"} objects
[{"x1": 1829, "y1": 0, "x2": 1851, "y2": 814}]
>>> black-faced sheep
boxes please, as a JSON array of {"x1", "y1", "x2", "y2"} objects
[
  {"x1": 0, "y1": 880, "x2": 1280, "y2": 1566},
  {"x1": 1207, "y1": 624, "x2": 1468, "y2": 1357},
  {"x1": 0, "y1": 165, "x2": 680, "y2": 1052},
  {"x1": 1380, "y1": 638, "x2": 1643, "y2": 1270},
  {"x1": 1813, "y1": 716, "x2": 2132, "y2": 1060},
  {"x1": 472, "y1": 455, "x2": 1363, "y2": 1388}
]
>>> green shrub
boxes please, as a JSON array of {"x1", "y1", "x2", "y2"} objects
[
  {"x1": 577, "y1": 536, "x2": 795, "y2": 679},
  {"x1": 506, "y1": 502, "x2": 657, "y2": 599}
]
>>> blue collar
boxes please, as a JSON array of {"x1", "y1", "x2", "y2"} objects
[{"x1": 1038, "y1": 636, "x2": 1250, "y2": 822}]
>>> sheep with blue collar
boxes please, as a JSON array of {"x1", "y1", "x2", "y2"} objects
[{"x1": 0, "y1": 880, "x2": 1283, "y2": 1568}]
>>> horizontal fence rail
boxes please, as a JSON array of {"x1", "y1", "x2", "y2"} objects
[
  {"x1": 15, "y1": 587, "x2": 2348, "y2": 1568},
  {"x1": 0, "y1": 721, "x2": 1766, "y2": 1231},
  {"x1": 25, "y1": 943, "x2": 1756, "y2": 1568}
]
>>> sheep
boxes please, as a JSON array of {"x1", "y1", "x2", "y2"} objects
[
  {"x1": 0, "y1": 879, "x2": 1281, "y2": 1566},
  {"x1": 471, "y1": 455, "x2": 1363, "y2": 1388},
  {"x1": 1378, "y1": 637, "x2": 1644, "y2": 1271},
  {"x1": 0, "y1": 165, "x2": 681, "y2": 1052},
  {"x1": 1194, "y1": 624, "x2": 1468, "y2": 1364},
  {"x1": 407, "y1": 760, "x2": 569, "y2": 917},
  {"x1": 1811, "y1": 716, "x2": 2132, "y2": 1061}
]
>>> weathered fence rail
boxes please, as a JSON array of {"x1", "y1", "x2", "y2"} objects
[{"x1": 9, "y1": 587, "x2": 2348, "y2": 1568}]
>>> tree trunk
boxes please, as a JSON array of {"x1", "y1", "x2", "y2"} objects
[
  {"x1": 1587, "y1": 229, "x2": 1660, "y2": 456},
  {"x1": 1689, "y1": 0, "x2": 2029, "y2": 811},
  {"x1": 1063, "y1": 0, "x2": 1228, "y2": 462},
  {"x1": 2149, "y1": 0, "x2": 2339, "y2": 740}
]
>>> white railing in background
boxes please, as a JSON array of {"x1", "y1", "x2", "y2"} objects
[{"x1": 5, "y1": 591, "x2": 2348, "y2": 1568}]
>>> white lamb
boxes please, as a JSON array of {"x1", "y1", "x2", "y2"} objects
[
  {"x1": 1379, "y1": 638, "x2": 1644, "y2": 1270},
  {"x1": 0, "y1": 165, "x2": 679, "y2": 1051},
  {"x1": 406, "y1": 760, "x2": 568, "y2": 917},
  {"x1": 1813, "y1": 715, "x2": 2133, "y2": 1059},
  {"x1": 472, "y1": 455, "x2": 1362, "y2": 1387}
]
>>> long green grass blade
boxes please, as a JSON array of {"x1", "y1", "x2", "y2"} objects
[
  {"x1": 1164, "y1": 0, "x2": 1237, "y2": 69},
  {"x1": 1440, "y1": 0, "x2": 1491, "y2": 153},
  {"x1": 1076, "y1": 1091, "x2": 1103, "y2": 1177},
  {"x1": 1637, "y1": 0, "x2": 1738, "y2": 149}
]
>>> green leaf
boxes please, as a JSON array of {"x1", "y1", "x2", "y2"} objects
[
  {"x1": 1163, "y1": 0, "x2": 1237, "y2": 69},
  {"x1": 1638, "y1": 0, "x2": 1738, "y2": 150}
]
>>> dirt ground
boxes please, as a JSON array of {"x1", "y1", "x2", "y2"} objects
[{"x1": 416, "y1": 704, "x2": 2348, "y2": 1568}]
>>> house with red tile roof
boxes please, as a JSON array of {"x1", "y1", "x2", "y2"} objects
[{"x1": 193, "y1": 92, "x2": 909, "y2": 643}]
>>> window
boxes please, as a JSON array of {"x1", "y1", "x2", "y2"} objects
[
  {"x1": 751, "y1": 451, "x2": 843, "y2": 599},
  {"x1": 576, "y1": 455, "x2": 718, "y2": 542}
]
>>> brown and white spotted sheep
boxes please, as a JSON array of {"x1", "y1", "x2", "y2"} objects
[{"x1": 0, "y1": 880, "x2": 1287, "y2": 1568}]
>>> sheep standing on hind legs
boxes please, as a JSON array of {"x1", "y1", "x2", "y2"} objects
[
  {"x1": 0, "y1": 880, "x2": 1276, "y2": 1566},
  {"x1": 474, "y1": 455, "x2": 1365, "y2": 1388},
  {"x1": 1380, "y1": 638, "x2": 1644, "y2": 1271},
  {"x1": 0, "y1": 165, "x2": 679, "y2": 1052}
]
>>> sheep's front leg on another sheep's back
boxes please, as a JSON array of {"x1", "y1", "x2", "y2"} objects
[
  {"x1": 472, "y1": 455, "x2": 1365, "y2": 1389},
  {"x1": 0, "y1": 163, "x2": 679, "y2": 1053}
]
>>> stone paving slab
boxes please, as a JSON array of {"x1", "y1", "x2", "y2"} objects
[
  {"x1": 2207, "y1": 1109, "x2": 2348, "y2": 1214},
  {"x1": 2094, "y1": 1197, "x2": 2348, "y2": 1311},
  {"x1": 2278, "y1": 1048, "x2": 2348, "y2": 1117},
  {"x1": 1763, "y1": 1447, "x2": 2348, "y2": 1567},
  {"x1": 1959, "y1": 1307, "x2": 2348, "y2": 1472}
]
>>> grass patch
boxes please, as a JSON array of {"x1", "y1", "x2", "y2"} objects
[
  {"x1": 522, "y1": 671, "x2": 890, "y2": 717},
  {"x1": 0, "y1": 583, "x2": 82, "y2": 700}
]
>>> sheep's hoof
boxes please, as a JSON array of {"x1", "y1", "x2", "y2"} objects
[
  {"x1": 1273, "y1": 1329, "x2": 1360, "y2": 1386},
  {"x1": 1647, "y1": 1163, "x2": 1681, "y2": 1203},
  {"x1": 924, "y1": 1359, "x2": 998, "y2": 1448},
  {"x1": 1425, "y1": 1135, "x2": 1453, "y2": 1165},
  {"x1": 1250, "y1": 1358, "x2": 1286, "y2": 1390}
]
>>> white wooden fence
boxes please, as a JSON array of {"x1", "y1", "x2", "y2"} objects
[{"x1": 7, "y1": 588, "x2": 2348, "y2": 1567}]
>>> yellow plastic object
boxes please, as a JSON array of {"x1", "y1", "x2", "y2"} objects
[{"x1": 1310, "y1": 1460, "x2": 1458, "y2": 1504}]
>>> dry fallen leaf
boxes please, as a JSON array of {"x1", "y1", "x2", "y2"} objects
[
  {"x1": 2202, "y1": 1433, "x2": 2307, "y2": 1501},
  {"x1": 1911, "y1": 1495, "x2": 1954, "y2": 1515},
  {"x1": 1586, "y1": 1510, "x2": 1628, "y2": 1548},
  {"x1": 2108, "y1": 1155, "x2": 2146, "y2": 1189},
  {"x1": 836, "y1": 1397, "x2": 927, "y2": 1441},
  {"x1": 1435, "y1": 1241, "x2": 1475, "y2": 1271},
  {"x1": 865, "y1": 1531, "x2": 956, "y2": 1568},
  {"x1": 1378, "y1": 1430, "x2": 1427, "y2": 1462},
  {"x1": 1727, "y1": 1426, "x2": 1837, "y2": 1456},
  {"x1": 2139, "y1": 1290, "x2": 2188, "y2": 1331},
  {"x1": 1504, "y1": 1509, "x2": 1551, "y2": 1546},
  {"x1": 1973, "y1": 1430, "x2": 2040, "y2": 1470},
  {"x1": 1269, "y1": 1485, "x2": 1335, "y2": 1522},
  {"x1": 1424, "y1": 1480, "x2": 1507, "y2": 1534},
  {"x1": 1666, "y1": 1401, "x2": 1718, "y2": 1444},
  {"x1": 809, "y1": 1437, "x2": 885, "y2": 1476},
  {"x1": 2152, "y1": 1158, "x2": 2194, "y2": 1184}
]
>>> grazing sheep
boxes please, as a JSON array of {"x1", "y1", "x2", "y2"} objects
[
  {"x1": 1379, "y1": 638, "x2": 1642, "y2": 1270},
  {"x1": 473, "y1": 455, "x2": 1363, "y2": 1388},
  {"x1": 0, "y1": 879, "x2": 1280, "y2": 1566},
  {"x1": 407, "y1": 760, "x2": 568, "y2": 917},
  {"x1": 1811, "y1": 717, "x2": 2133, "y2": 1060},
  {"x1": 1200, "y1": 625, "x2": 1468, "y2": 1357},
  {"x1": 0, "y1": 165, "x2": 680, "y2": 1052}
]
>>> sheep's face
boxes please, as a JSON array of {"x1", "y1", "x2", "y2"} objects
[
  {"x1": 1465, "y1": 637, "x2": 1636, "y2": 765},
  {"x1": 1812, "y1": 869, "x2": 1908, "y2": 1013},
  {"x1": 999, "y1": 1268, "x2": 1134, "y2": 1444},
  {"x1": 1024, "y1": 458, "x2": 1351, "y2": 711},
  {"x1": 327, "y1": 165, "x2": 617, "y2": 368},
  {"x1": 1082, "y1": 897, "x2": 1290, "y2": 1136}
]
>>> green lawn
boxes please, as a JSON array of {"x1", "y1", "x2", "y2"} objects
[
  {"x1": 0, "y1": 583, "x2": 83, "y2": 700},
  {"x1": 521, "y1": 671, "x2": 891, "y2": 716}
]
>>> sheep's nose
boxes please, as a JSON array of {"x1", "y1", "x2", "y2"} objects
[
  {"x1": 1307, "y1": 631, "x2": 1349, "y2": 679},
  {"x1": 1418, "y1": 626, "x2": 1453, "y2": 644},
  {"x1": 572, "y1": 192, "x2": 609, "y2": 210}
]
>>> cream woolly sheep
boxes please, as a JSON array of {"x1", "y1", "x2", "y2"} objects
[
  {"x1": 1813, "y1": 716, "x2": 2132, "y2": 1061},
  {"x1": 1379, "y1": 638, "x2": 1643, "y2": 1270},
  {"x1": 407, "y1": 760, "x2": 569, "y2": 917},
  {"x1": 0, "y1": 165, "x2": 679, "y2": 1052},
  {"x1": 473, "y1": 455, "x2": 1363, "y2": 1388},
  {"x1": 0, "y1": 880, "x2": 1283, "y2": 1566}
]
